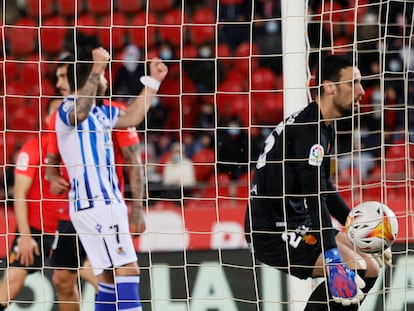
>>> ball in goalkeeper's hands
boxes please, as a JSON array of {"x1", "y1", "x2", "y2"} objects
[{"x1": 345, "y1": 201, "x2": 398, "y2": 253}]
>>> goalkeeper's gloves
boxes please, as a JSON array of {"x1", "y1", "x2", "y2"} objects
[
  {"x1": 324, "y1": 248, "x2": 365, "y2": 306},
  {"x1": 373, "y1": 247, "x2": 392, "y2": 268}
]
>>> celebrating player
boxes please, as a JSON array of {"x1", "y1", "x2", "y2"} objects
[
  {"x1": 47, "y1": 54, "x2": 146, "y2": 311},
  {"x1": 47, "y1": 47, "x2": 167, "y2": 311},
  {"x1": 0, "y1": 99, "x2": 66, "y2": 310},
  {"x1": 245, "y1": 54, "x2": 386, "y2": 310}
]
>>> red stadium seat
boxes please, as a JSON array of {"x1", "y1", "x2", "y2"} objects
[
  {"x1": 128, "y1": 11, "x2": 158, "y2": 49},
  {"x1": 56, "y1": 0, "x2": 83, "y2": 17},
  {"x1": 98, "y1": 13, "x2": 128, "y2": 51},
  {"x1": 40, "y1": 16, "x2": 69, "y2": 55},
  {"x1": 5, "y1": 18, "x2": 38, "y2": 57},
  {"x1": 231, "y1": 42, "x2": 260, "y2": 75},
  {"x1": 182, "y1": 45, "x2": 198, "y2": 58},
  {"x1": 5, "y1": 81, "x2": 27, "y2": 96},
  {"x1": 252, "y1": 92, "x2": 284, "y2": 125},
  {"x1": 217, "y1": 43, "x2": 233, "y2": 69},
  {"x1": 192, "y1": 148, "x2": 216, "y2": 182},
  {"x1": 86, "y1": 0, "x2": 111, "y2": 15},
  {"x1": 117, "y1": 0, "x2": 143, "y2": 14},
  {"x1": 216, "y1": 81, "x2": 244, "y2": 121},
  {"x1": 4, "y1": 60, "x2": 19, "y2": 83},
  {"x1": 76, "y1": 14, "x2": 98, "y2": 37},
  {"x1": 148, "y1": 0, "x2": 174, "y2": 12},
  {"x1": 251, "y1": 67, "x2": 277, "y2": 90},
  {"x1": 26, "y1": 0, "x2": 54, "y2": 18},
  {"x1": 385, "y1": 140, "x2": 407, "y2": 182},
  {"x1": 19, "y1": 61, "x2": 40, "y2": 89},
  {"x1": 158, "y1": 8, "x2": 183, "y2": 47},
  {"x1": 188, "y1": 7, "x2": 216, "y2": 46}
]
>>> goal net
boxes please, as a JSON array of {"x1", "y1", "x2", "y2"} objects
[{"x1": 0, "y1": 0, "x2": 412, "y2": 310}]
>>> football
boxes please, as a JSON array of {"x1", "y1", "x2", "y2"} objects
[{"x1": 345, "y1": 201, "x2": 399, "y2": 253}]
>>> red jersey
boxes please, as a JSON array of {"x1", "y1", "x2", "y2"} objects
[
  {"x1": 48, "y1": 99, "x2": 140, "y2": 220},
  {"x1": 14, "y1": 133, "x2": 67, "y2": 233}
]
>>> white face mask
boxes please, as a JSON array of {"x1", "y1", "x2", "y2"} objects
[
  {"x1": 265, "y1": 21, "x2": 279, "y2": 33},
  {"x1": 171, "y1": 153, "x2": 181, "y2": 163},
  {"x1": 199, "y1": 46, "x2": 212, "y2": 58},
  {"x1": 227, "y1": 128, "x2": 240, "y2": 135},
  {"x1": 160, "y1": 48, "x2": 173, "y2": 60}
]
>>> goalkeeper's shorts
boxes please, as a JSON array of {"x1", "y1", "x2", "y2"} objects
[{"x1": 249, "y1": 229, "x2": 323, "y2": 279}]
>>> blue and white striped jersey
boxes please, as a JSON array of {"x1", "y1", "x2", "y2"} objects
[{"x1": 55, "y1": 95, "x2": 123, "y2": 211}]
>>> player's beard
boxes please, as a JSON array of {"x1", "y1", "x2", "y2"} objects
[{"x1": 333, "y1": 98, "x2": 353, "y2": 117}]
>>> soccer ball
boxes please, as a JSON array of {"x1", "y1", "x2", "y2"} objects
[{"x1": 345, "y1": 201, "x2": 398, "y2": 253}]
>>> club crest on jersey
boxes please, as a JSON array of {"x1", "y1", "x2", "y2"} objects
[{"x1": 308, "y1": 144, "x2": 324, "y2": 166}]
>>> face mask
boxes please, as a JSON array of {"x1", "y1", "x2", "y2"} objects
[
  {"x1": 371, "y1": 90, "x2": 382, "y2": 103},
  {"x1": 265, "y1": 21, "x2": 279, "y2": 33},
  {"x1": 151, "y1": 96, "x2": 160, "y2": 107},
  {"x1": 160, "y1": 48, "x2": 173, "y2": 60},
  {"x1": 261, "y1": 128, "x2": 271, "y2": 137},
  {"x1": 171, "y1": 153, "x2": 181, "y2": 163},
  {"x1": 228, "y1": 128, "x2": 240, "y2": 135},
  {"x1": 388, "y1": 59, "x2": 401, "y2": 72},
  {"x1": 199, "y1": 46, "x2": 212, "y2": 58}
]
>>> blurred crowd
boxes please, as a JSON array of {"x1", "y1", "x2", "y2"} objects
[{"x1": 0, "y1": 0, "x2": 413, "y2": 205}]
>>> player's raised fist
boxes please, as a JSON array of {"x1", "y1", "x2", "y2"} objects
[
  {"x1": 149, "y1": 57, "x2": 168, "y2": 82},
  {"x1": 91, "y1": 47, "x2": 110, "y2": 74}
]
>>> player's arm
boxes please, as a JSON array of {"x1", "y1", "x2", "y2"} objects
[
  {"x1": 45, "y1": 153, "x2": 69, "y2": 195},
  {"x1": 68, "y1": 47, "x2": 110, "y2": 125},
  {"x1": 325, "y1": 188, "x2": 351, "y2": 225},
  {"x1": 120, "y1": 143, "x2": 146, "y2": 234},
  {"x1": 13, "y1": 173, "x2": 39, "y2": 266},
  {"x1": 115, "y1": 58, "x2": 168, "y2": 129}
]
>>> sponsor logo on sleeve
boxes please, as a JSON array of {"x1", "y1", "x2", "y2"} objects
[
  {"x1": 308, "y1": 144, "x2": 324, "y2": 166},
  {"x1": 16, "y1": 152, "x2": 29, "y2": 171}
]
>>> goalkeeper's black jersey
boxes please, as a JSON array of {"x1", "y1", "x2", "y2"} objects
[{"x1": 245, "y1": 101, "x2": 351, "y2": 251}]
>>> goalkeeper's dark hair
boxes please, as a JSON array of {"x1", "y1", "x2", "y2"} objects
[{"x1": 317, "y1": 54, "x2": 354, "y2": 96}]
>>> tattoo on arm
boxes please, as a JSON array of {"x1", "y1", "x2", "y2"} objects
[
  {"x1": 122, "y1": 144, "x2": 144, "y2": 202},
  {"x1": 71, "y1": 72, "x2": 100, "y2": 124}
]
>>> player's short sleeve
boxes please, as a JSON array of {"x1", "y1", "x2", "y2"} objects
[
  {"x1": 57, "y1": 96, "x2": 76, "y2": 127},
  {"x1": 47, "y1": 111, "x2": 59, "y2": 155},
  {"x1": 15, "y1": 140, "x2": 39, "y2": 178},
  {"x1": 114, "y1": 127, "x2": 139, "y2": 148}
]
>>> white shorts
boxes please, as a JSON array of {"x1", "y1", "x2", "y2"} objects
[{"x1": 70, "y1": 203, "x2": 138, "y2": 275}]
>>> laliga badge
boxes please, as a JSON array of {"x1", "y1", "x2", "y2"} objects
[{"x1": 308, "y1": 144, "x2": 324, "y2": 166}]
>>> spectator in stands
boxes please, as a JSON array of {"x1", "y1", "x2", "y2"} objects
[
  {"x1": 162, "y1": 142, "x2": 196, "y2": 199},
  {"x1": 113, "y1": 44, "x2": 145, "y2": 103},
  {"x1": 337, "y1": 128, "x2": 377, "y2": 180},
  {"x1": 217, "y1": 115, "x2": 248, "y2": 180},
  {"x1": 0, "y1": 99, "x2": 65, "y2": 311}
]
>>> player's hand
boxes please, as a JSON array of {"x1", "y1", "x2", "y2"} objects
[
  {"x1": 49, "y1": 175, "x2": 70, "y2": 195},
  {"x1": 129, "y1": 203, "x2": 146, "y2": 235},
  {"x1": 16, "y1": 235, "x2": 40, "y2": 266},
  {"x1": 91, "y1": 47, "x2": 110, "y2": 74},
  {"x1": 373, "y1": 247, "x2": 392, "y2": 268},
  {"x1": 149, "y1": 58, "x2": 168, "y2": 83},
  {"x1": 324, "y1": 248, "x2": 365, "y2": 306}
]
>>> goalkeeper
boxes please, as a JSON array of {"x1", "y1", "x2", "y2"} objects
[{"x1": 245, "y1": 54, "x2": 389, "y2": 310}]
